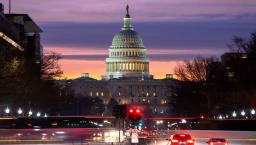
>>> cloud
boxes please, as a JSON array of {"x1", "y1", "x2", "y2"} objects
[
  {"x1": 1, "y1": 0, "x2": 256, "y2": 22},
  {"x1": 60, "y1": 54, "x2": 205, "y2": 61},
  {"x1": 41, "y1": 20, "x2": 256, "y2": 52}
]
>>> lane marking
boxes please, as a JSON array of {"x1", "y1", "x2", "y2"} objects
[{"x1": 0, "y1": 139, "x2": 64, "y2": 142}]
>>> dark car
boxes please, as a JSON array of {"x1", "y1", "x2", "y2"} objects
[
  {"x1": 166, "y1": 134, "x2": 194, "y2": 145},
  {"x1": 207, "y1": 138, "x2": 228, "y2": 145}
]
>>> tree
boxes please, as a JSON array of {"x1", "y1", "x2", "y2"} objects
[
  {"x1": 230, "y1": 32, "x2": 256, "y2": 58},
  {"x1": 228, "y1": 32, "x2": 256, "y2": 84},
  {"x1": 172, "y1": 80, "x2": 208, "y2": 117},
  {"x1": 41, "y1": 52, "x2": 63, "y2": 79},
  {"x1": 0, "y1": 49, "x2": 67, "y2": 114},
  {"x1": 174, "y1": 56, "x2": 218, "y2": 82}
]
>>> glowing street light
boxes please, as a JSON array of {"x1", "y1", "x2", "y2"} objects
[
  {"x1": 5, "y1": 107, "x2": 10, "y2": 114},
  {"x1": 251, "y1": 109, "x2": 255, "y2": 115},
  {"x1": 241, "y1": 110, "x2": 246, "y2": 116},
  {"x1": 17, "y1": 108, "x2": 23, "y2": 115},
  {"x1": 181, "y1": 119, "x2": 187, "y2": 124},
  {"x1": 28, "y1": 110, "x2": 33, "y2": 116},
  {"x1": 156, "y1": 120, "x2": 163, "y2": 124},
  {"x1": 218, "y1": 115, "x2": 223, "y2": 120},
  {"x1": 36, "y1": 112, "x2": 41, "y2": 117},
  {"x1": 44, "y1": 113, "x2": 47, "y2": 117},
  {"x1": 232, "y1": 111, "x2": 237, "y2": 117}
]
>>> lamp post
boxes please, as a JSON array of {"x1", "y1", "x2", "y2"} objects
[
  {"x1": 5, "y1": 107, "x2": 10, "y2": 116},
  {"x1": 36, "y1": 112, "x2": 41, "y2": 117},
  {"x1": 232, "y1": 111, "x2": 237, "y2": 118},
  {"x1": 17, "y1": 108, "x2": 23, "y2": 116},
  {"x1": 251, "y1": 109, "x2": 255, "y2": 115},
  {"x1": 241, "y1": 110, "x2": 246, "y2": 116},
  {"x1": 251, "y1": 109, "x2": 255, "y2": 119},
  {"x1": 28, "y1": 110, "x2": 33, "y2": 116}
]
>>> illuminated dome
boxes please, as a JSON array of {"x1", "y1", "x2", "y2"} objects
[
  {"x1": 111, "y1": 30, "x2": 144, "y2": 49},
  {"x1": 104, "y1": 5, "x2": 151, "y2": 80}
]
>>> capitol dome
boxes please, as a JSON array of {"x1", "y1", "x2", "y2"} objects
[
  {"x1": 111, "y1": 30, "x2": 145, "y2": 49},
  {"x1": 104, "y1": 5, "x2": 151, "y2": 80}
]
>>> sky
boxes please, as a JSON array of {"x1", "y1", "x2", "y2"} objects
[{"x1": 1, "y1": 0, "x2": 256, "y2": 79}]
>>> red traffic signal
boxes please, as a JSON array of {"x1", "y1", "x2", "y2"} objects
[
  {"x1": 128, "y1": 107, "x2": 142, "y2": 122},
  {"x1": 129, "y1": 108, "x2": 134, "y2": 113},
  {"x1": 136, "y1": 109, "x2": 141, "y2": 113}
]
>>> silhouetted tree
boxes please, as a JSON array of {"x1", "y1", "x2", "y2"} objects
[
  {"x1": 0, "y1": 49, "x2": 67, "y2": 114},
  {"x1": 174, "y1": 56, "x2": 218, "y2": 82}
]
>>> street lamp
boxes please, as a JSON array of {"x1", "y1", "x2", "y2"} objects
[
  {"x1": 251, "y1": 109, "x2": 255, "y2": 115},
  {"x1": 181, "y1": 119, "x2": 187, "y2": 124},
  {"x1": 28, "y1": 110, "x2": 33, "y2": 116},
  {"x1": 232, "y1": 111, "x2": 237, "y2": 118},
  {"x1": 17, "y1": 108, "x2": 23, "y2": 115},
  {"x1": 44, "y1": 113, "x2": 47, "y2": 117},
  {"x1": 241, "y1": 110, "x2": 246, "y2": 116},
  {"x1": 5, "y1": 107, "x2": 10, "y2": 114},
  {"x1": 36, "y1": 112, "x2": 41, "y2": 117},
  {"x1": 218, "y1": 115, "x2": 223, "y2": 120}
]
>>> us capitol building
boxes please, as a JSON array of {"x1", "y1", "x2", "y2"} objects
[{"x1": 68, "y1": 6, "x2": 175, "y2": 115}]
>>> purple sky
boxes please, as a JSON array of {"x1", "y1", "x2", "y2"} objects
[{"x1": 1, "y1": 0, "x2": 256, "y2": 78}]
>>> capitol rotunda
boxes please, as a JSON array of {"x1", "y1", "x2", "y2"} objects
[{"x1": 104, "y1": 5, "x2": 151, "y2": 80}]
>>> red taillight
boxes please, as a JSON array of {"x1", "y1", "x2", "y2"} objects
[
  {"x1": 210, "y1": 143, "x2": 213, "y2": 145},
  {"x1": 225, "y1": 142, "x2": 228, "y2": 145},
  {"x1": 172, "y1": 139, "x2": 179, "y2": 143},
  {"x1": 129, "y1": 109, "x2": 133, "y2": 113},
  {"x1": 187, "y1": 139, "x2": 194, "y2": 143},
  {"x1": 136, "y1": 109, "x2": 141, "y2": 113}
]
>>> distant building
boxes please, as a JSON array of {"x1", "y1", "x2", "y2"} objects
[
  {"x1": 221, "y1": 52, "x2": 247, "y2": 65},
  {"x1": 67, "y1": 5, "x2": 175, "y2": 116},
  {"x1": 221, "y1": 52, "x2": 248, "y2": 80},
  {"x1": 0, "y1": 3, "x2": 42, "y2": 63}
]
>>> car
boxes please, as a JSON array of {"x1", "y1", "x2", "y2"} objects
[
  {"x1": 166, "y1": 134, "x2": 195, "y2": 145},
  {"x1": 148, "y1": 130, "x2": 158, "y2": 138},
  {"x1": 207, "y1": 138, "x2": 228, "y2": 145}
]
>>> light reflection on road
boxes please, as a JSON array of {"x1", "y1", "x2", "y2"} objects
[{"x1": 0, "y1": 129, "x2": 256, "y2": 145}]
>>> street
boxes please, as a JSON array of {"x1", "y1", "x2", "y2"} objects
[{"x1": 0, "y1": 129, "x2": 255, "y2": 145}]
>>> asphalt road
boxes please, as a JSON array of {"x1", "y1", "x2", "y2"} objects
[
  {"x1": 140, "y1": 138, "x2": 256, "y2": 145},
  {"x1": 0, "y1": 129, "x2": 255, "y2": 145}
]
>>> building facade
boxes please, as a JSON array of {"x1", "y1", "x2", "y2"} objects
[
  {"x1": 0, "y1": 3, "x2": 42, "y2": 63},
  {"x1": 68, "y1": 6, "x2": 175, "y2": 116}
]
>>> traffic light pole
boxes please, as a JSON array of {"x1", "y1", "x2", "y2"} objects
[{"x1": 118, "y1": 118, "x2": 121, "y2": 144}]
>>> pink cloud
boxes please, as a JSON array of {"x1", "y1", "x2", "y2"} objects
[{"x1": 1, "y1": 0, "x2": 256, "y2": 22}]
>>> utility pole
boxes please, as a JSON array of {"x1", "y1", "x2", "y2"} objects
[{"x1": 9, "y1": 0, "x2": 11, "y2": 14}]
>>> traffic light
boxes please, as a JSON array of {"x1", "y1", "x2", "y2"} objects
[
  {"x1": 112, "y1": 105, "x2": 127, "y2": 119},
  {"x1": 128, "y1": 107, "x2": 142, "y2": 123}
]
